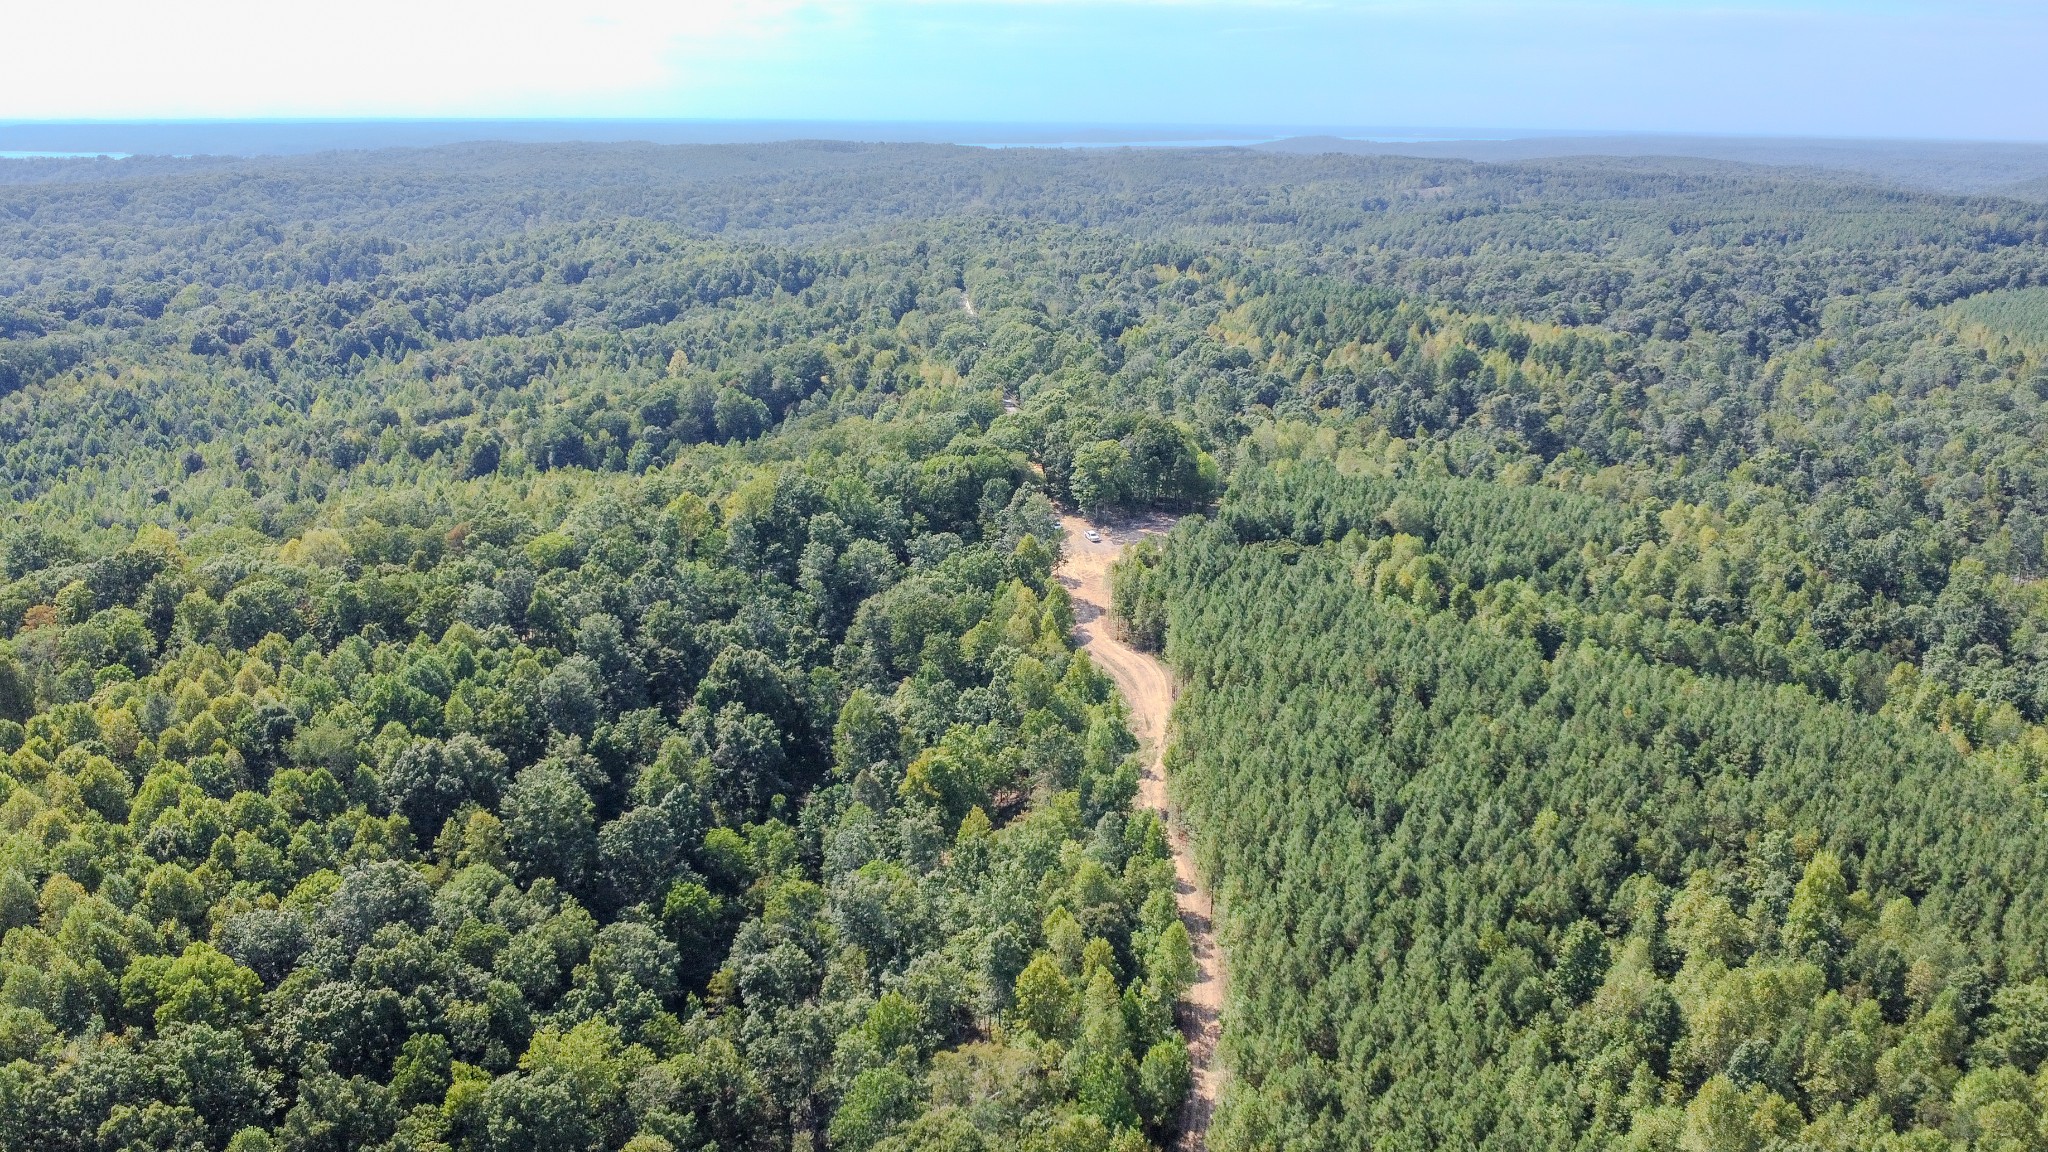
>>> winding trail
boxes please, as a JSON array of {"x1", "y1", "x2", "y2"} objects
[{"x1": 1056, "y1": 514, "x2": 1225, "y2": 1151}]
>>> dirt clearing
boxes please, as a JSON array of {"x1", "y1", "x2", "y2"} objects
[{"x1": 1056, "y1": 514, "x2": 1224, "y2": 1151}]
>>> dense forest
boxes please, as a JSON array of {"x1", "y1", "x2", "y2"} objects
[{"x1": 2, "y1": 139, "x2": 2048, "y2": 1151}]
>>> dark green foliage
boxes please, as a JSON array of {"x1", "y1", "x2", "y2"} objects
[
  {"x1": 1130, "y1": 507, "x2": 2048, "y2": 1150},
  {"x1": 9, "y1": 136, "x2": 2048, "y2": 1152},
  {"x1": 0, "y1": 140, "x2": 1218, "y2": 1149}
]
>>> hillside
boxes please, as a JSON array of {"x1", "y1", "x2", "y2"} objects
[
  {"x1": 1119, "y1": 470, "x2": 2048, "y2": 1149},
  {"x1": 2, "y1": 141, "x2": 2048, "y2": 1151},
  {"x1": 1256, "y1": 134, "x2": 2048, "y2": 196}
]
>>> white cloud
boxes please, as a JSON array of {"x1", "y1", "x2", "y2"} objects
[{"x1": 1, "y1": 0, "x2": 811, "y2": 117}]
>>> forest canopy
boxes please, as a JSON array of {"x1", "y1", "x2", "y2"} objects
[{"x1": 3, "y1": 139, "x2": 2048, "y2": 1152}]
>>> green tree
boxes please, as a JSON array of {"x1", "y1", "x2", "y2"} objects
[
  {"x1": 504, "y1": 761, "x2": 596, "y2": 888},
  {"x1": 829, "y1": 1066, "x2": 917, "y2": 1152},
  {"x1": 1070, "y1": 440, "x2": 1136, "y2": 516},
  {"x1": 1069, "y1": 967, "x2": 1137, "y2": 1130}
]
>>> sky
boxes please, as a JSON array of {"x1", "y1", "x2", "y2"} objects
[{"x1": 5, "y1": 0, "x2": 2044, "y2": 140}]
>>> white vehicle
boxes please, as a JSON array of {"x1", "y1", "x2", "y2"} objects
[{"x1": 1084, "y1": 529, "x2": 1101, "y2": 543}]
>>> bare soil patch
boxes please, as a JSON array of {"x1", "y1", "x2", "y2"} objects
[{"x1": 1056, "y1": 514, "x2": 1224, "y2": 1150}]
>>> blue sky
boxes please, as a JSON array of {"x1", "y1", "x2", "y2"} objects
[{"x1": 6, "y1": 1, "x2": 2043, "y2": 139}]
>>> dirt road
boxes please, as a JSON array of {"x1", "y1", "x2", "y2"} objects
[{"x1": 1056, "y1": 514, "x2": 1224, "y2": 1150}]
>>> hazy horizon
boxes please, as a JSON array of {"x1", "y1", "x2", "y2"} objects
[{"x1": 11, "y1": 120, "x2": 2048, "y2": 200}]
